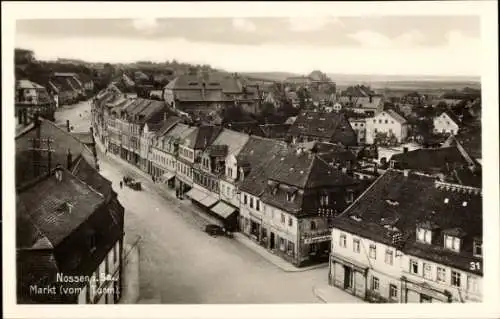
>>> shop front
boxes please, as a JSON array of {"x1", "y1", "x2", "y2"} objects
[
  {"x1": 175, "y1": 176, "x2": 192, "y2": 199},
  {"x1": 330, "y1": 254, "x2": 369, "y2": 300},
  {"x1": 299, "y1": 231, "x2": 331, "y2": 266},
  {"x1": 210, "y1": 200, "x2": 239, "y2": 231},
  {"x1": 159, "y1": 171, "x2": 176, "y2": 189},
  {"x1": 401, "y1": 277, "x2": 451, "y2": 303}
]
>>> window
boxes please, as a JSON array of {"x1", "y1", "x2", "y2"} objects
[
  {"x1": 473, "y1": 240, "x2": 482, "y2": 257},
  {"x1": 451, "y1": 271, "x2": 461, "y2": 287},
  {"x1": 339, "y1": 234, "x2": 347, "y2": 248},
  {"x1": 417, "y1": 228, "x2": 432, "y2": 244},
  {"x1": 320, "y1": 194, "x2": 329, "y2": 206},
  {"x1": 244, "y1": 194, "x2": 248, "y2": 205},
  {"x1": 227, "y1": 167, "x2": 233, "y2": 178},
  {"x1": 256, "y1": 200, "x2": 260, "y2": 211},
  {"x1": 250, "y1": 197, "x2": 254, "y2": 209},
  {"x1": 444, "y1": 235, "x2": 461, "y2": 252},
  {"x1": 310, "y1": 221, "x2": 317, "y2": 230},
  {"x1": 385, "y1": 250, "x2": 394, "y2": 265},
  {"x1": 374, "y1": 128, "x2": 378, "y2": 133},
  {"x1": 389, "y1": 284, "x2": 398, "y2": 300},
  {"x1": 437, "y1": 267, "x2": 446, "y2": 283},
  {"x1": 369, "y1": 244, "x2": 377, "y2": 259},
  {"x1": 279, "y1": 238, "x2": 285, "y2": 251},
  {"x1": 378, "y1": 120, "x2": 382, "y2": 124},
  {"x1": 281, "y1": 213, "x2": 285, "y2": 224},
  {"x1": 467, "y1": 276, "x2": 479, "y2": 293},
  {"x1": 286, "y1": 192, "x2": 295, "y2": 202},
  {"x1": 353, "y1": 239, "x2": 360, "y2": 253},
  {"x1": 371, "y1": 276, "x2": 380, "y2": 291},
  {"x1": 385, "y1": 120, "x2": 388, "y2": 124},
  {"x1": 410, "y1": 260, "x2": 419, "y2": 274},
  {"x1": 423, "y1": 263, "x2": 432, "y2": 280},
  {"x1": 287, "y1": 241, "x2": 294, "y2": 255},
  {"x1": 288, "y1": 217, "x2": 293, "y2": 227}
]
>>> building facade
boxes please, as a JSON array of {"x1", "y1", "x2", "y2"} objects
[
  {"x1": 365, "y1": 110, "x2": 409, "y2": 145},
  {"x1": 433, "y1": 111, "x2": 460, "y2": 136}
]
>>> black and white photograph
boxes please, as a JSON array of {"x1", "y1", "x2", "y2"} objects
[{"x1": 3, "y1": 1, "x2": 499, "y2": 318}]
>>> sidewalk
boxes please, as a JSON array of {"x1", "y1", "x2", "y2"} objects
[
  {"x1": 312, "y1": 284, "x2": 365, "y2": 303},
  {"x1": 233, "y1": 233, "x2": 328, "y2": 273}
]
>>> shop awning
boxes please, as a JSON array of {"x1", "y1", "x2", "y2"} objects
[
  {"x1": 211, "y1": 201, "x2": 237, "y2": 219},
  {"x1": 185, "y1": 188, "x2": 207, "y2": 203},
  {"x1": 159, "y1": 171, "x2": 175, "y2": 183},
  {"x1": 199, "y1": 194, "x2": 218, "y2": 208}
]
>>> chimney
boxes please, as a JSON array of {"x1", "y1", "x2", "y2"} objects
[
  {"x1": 66, "y1": 120, "x2": 70, "y2": 132},
  {"x1": 403, "y1": 147, "x2": 408, "y2": 153},
  {"x1": 67, "y1": 149, "x2": 73, "y2": 170},
  {"x1": 403, "y1": 169, "x2": 410, "y2": 177},
  {"x1": 202, "y1": 82, "x2": 206, "y2": 100},
  {"x1": 369, "y1": 95, "x2": 373, "y2": 103}
]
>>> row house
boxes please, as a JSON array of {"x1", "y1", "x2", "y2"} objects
[
  {"x1": 365, "y1": 109, "x2": 409, "y2": 145},
  {"x1": 114, "y1": 98, "x2": 167, "y2": 165},
  {"x1": 329, "y1": 169, "x2": 482, "y2": 303},
  {"x1": 176, "y1": 125, "x2": 222, "y2": 198},
  {"x1": 145, "y1": 117, "x2": 183, "y2": 180},
  {"x1": 187, "y1": 129, "x2": 250, "y2": 231},
  {"x1": 239, "y1": 146, "x2": 360, "y2": 267},
  {"x1": 287, "y1": 111, "x2": 358, "y2": 147}
]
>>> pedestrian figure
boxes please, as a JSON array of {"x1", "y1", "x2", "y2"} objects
[
  {"x1": 120, "y1": 181, "x2": 123, "y2": 189},
  {"x1": 152, "y1": 175, "x2": 155, "y2": 182}
]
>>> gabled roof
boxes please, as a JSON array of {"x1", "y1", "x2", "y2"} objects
[
  {"x1": 17, "y1": 168, "x2": 105, "y2": 247},
  {"x1": 154, "y1": 116, "x2": 182, "y2": 136},
  {"x1": 334, "y1": 169, "x2": 482, "y2": 275},
  {"x1": 209, "y1": 128, "x2": 250, "y2": 157},
  {"x1": 385, "y1": 109, "x2": 407, "y2": 124},
  {"x1": 439, "y1": 111, "x2": 461, "y2": 126},
  {"x1": 182, "y1": 125, "x2": 223, "y2": 150},
  {"x1": 16, "y1": 80, "x2": 45, "y2": 89},
  {"x1": 15, "y1": 119, "x2": 96, "y2": 187},
  {"x1": 288, "y1": 111, "x2": 358, "y2": 146}
]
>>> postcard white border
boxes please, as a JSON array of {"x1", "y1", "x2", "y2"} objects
[{"x1": 3, "y1": 1, "x2": 499, "y2": 318}]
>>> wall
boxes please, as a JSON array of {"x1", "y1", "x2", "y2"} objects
[
  {"x1": 365, "y1": 111, "x2": 405, "y2": 144},
  {"x1": 331, "y1": 227, "x2": 403, "y2": 301},
  {"x1": 433, "y1": 113, "x2": 459, "y2": 135},
  {"x1": 401, "y1": 254, "x2": 482, "y2": 302}
]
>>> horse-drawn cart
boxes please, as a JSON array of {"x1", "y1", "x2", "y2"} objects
[{"x1": 123, "y1": 176, "x2": 142, "y2": 191}]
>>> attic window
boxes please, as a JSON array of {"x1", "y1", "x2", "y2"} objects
[
  {"x1": 350, "y1": 215, "x2": 362, "y2": 222},
  {"x1": 462, "y1": 201, "x2": 468, "y2": 207},
  {"x1": 286, "y1": 192, "x2": 296, "y2": 202},
  {"x1": 386, "y1": 199, "x2": 399, "y2": 206},
  {"x1": 307, "y1": 116, "x2": 313, "y2": 120},
  {"x1": 272, "y1": 187, "x2": 278, "y2": 195},
  {"x1": 444, "y1": 198, "x2": 449, "y2": 204},
  {"x1": 299, "y1": 125, "x2": 305, "y2": 129},
  {"x1": 319, "y1": 117, "x2": 326, "y2": 121},
  {"x1": 318, "y1": 128, "x2": 325, "y2": 132},
  {"x1": 444, "y1": 234, "x2": 461, "y2": 252},
  {"x1": 417, "y1": 227, "x2": 432, "y2": 244}
]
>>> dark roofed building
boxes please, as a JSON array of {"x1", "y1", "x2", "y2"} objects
[
  {"x1": 330, "y1": 169, "x2": 482, "y2": 303},
  {"x1": 288, "y1": 111, "x2": 358, "y2": 146}
]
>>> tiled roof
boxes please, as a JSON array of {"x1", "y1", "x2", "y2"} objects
[
  {"x1": 154, "y1": 116, "x2": 182, "y2": 136},
  {"x1": 16, "y1": 80, "x2": 45, "y2": 89},
  {"x1": 15, "y1": 119, "x2": 96, "y2": 187},
  {"x1": 390, "y1": 146, "x2": 474, "y2": 178},
  {"x1": 442, "y1": 111, "x2": 461, "y2": 125},
  {"x1": 334, "y1": 169, "x2": 482, "y2": 275},
  {"x1": 17, "y1": 168, "x2": 105, "y2": 247},
  {"x1": 71, "y1": 155, "x2": 113, "y2": 198},
  {"x1": 210, "y1": 128, "x2": 250, "y2": 157},
  {"x1": 259, "y1": 124, "x2": 291, "y2": 139},
  {"x1": 50, "y1": 77, "x2": 74, "y2": 92},
  {"x1": 385, "y1": 109, "x2": 407, "y2": 124},
  {"x1": 288, "y1": 111, "x2": 358, "y2": 146},
  {"x1": 182, "y1": 125, "x2": 223, "y2": 150}
]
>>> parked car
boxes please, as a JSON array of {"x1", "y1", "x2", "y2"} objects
[
  {"x1": 123, "y1": 175, "x2": 142, "y2": 191},
  {"x1": 204, "y1": 224, "x2": 225, "y2": 236}
]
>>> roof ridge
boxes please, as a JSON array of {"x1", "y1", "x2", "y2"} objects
[{"x1": 41, "y1": 119, "x2": 95, "y2": 156}]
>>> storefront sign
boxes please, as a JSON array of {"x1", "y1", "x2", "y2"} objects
[{"x1": 304, "y1": 235, "x2": 331, "y2": 244}]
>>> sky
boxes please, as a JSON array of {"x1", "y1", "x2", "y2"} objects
[{"x1": 15, "y1": 16, "x2": 481, "y2": 76}]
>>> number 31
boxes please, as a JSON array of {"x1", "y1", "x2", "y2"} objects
[{"x1": 470, "y1": 261, "x2": 481, "y2": 271}]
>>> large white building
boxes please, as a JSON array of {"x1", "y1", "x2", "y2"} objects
[
  {"x1": 329, "y1": 169, "x2": 482, "y2": 303},
  {"x1": 365, "y1": 109, "x2": 409, "y2": 145}
]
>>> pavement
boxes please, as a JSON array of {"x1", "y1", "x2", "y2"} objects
[{"x1": 54, "y1": 100, "x2": 366, "y2": 304}]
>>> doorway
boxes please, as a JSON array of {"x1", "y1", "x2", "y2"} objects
[
  {"x1": 270, "y1": 232, "x2": 275, "y2": 250},
  {"x1": 420, "y1": 294, "x2": 432, "y2": 303},
  {"x1": 343, "y1": 266, "x2": 353, "y2": 290}
]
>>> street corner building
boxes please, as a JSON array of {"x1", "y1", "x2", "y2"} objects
[
  {"x1": 239, "y1": 143, "x2": 362, "y2": 267},
  {"x1": 328, "y1": 169, "x2": 482, "y2": 303},
  {"x1": 15, "y1": 116, "x2": 125, "y2": 304}
]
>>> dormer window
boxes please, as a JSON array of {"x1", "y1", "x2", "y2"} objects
[
  {"x1": 417, "y1": 227, "x2": 432, "y2": 244},
  {"x1": 286, "y1": 192, "x2": 296, "y2": 202},
  {"x1": 320, "y1": 194, "x2": 329, "y2": 206},
  {"x1": 444, "y1": 234, "x2": 461, "y2": 252},
  {"x1": 473, "y1": 239, "x2": 482, "y2": 257}
]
